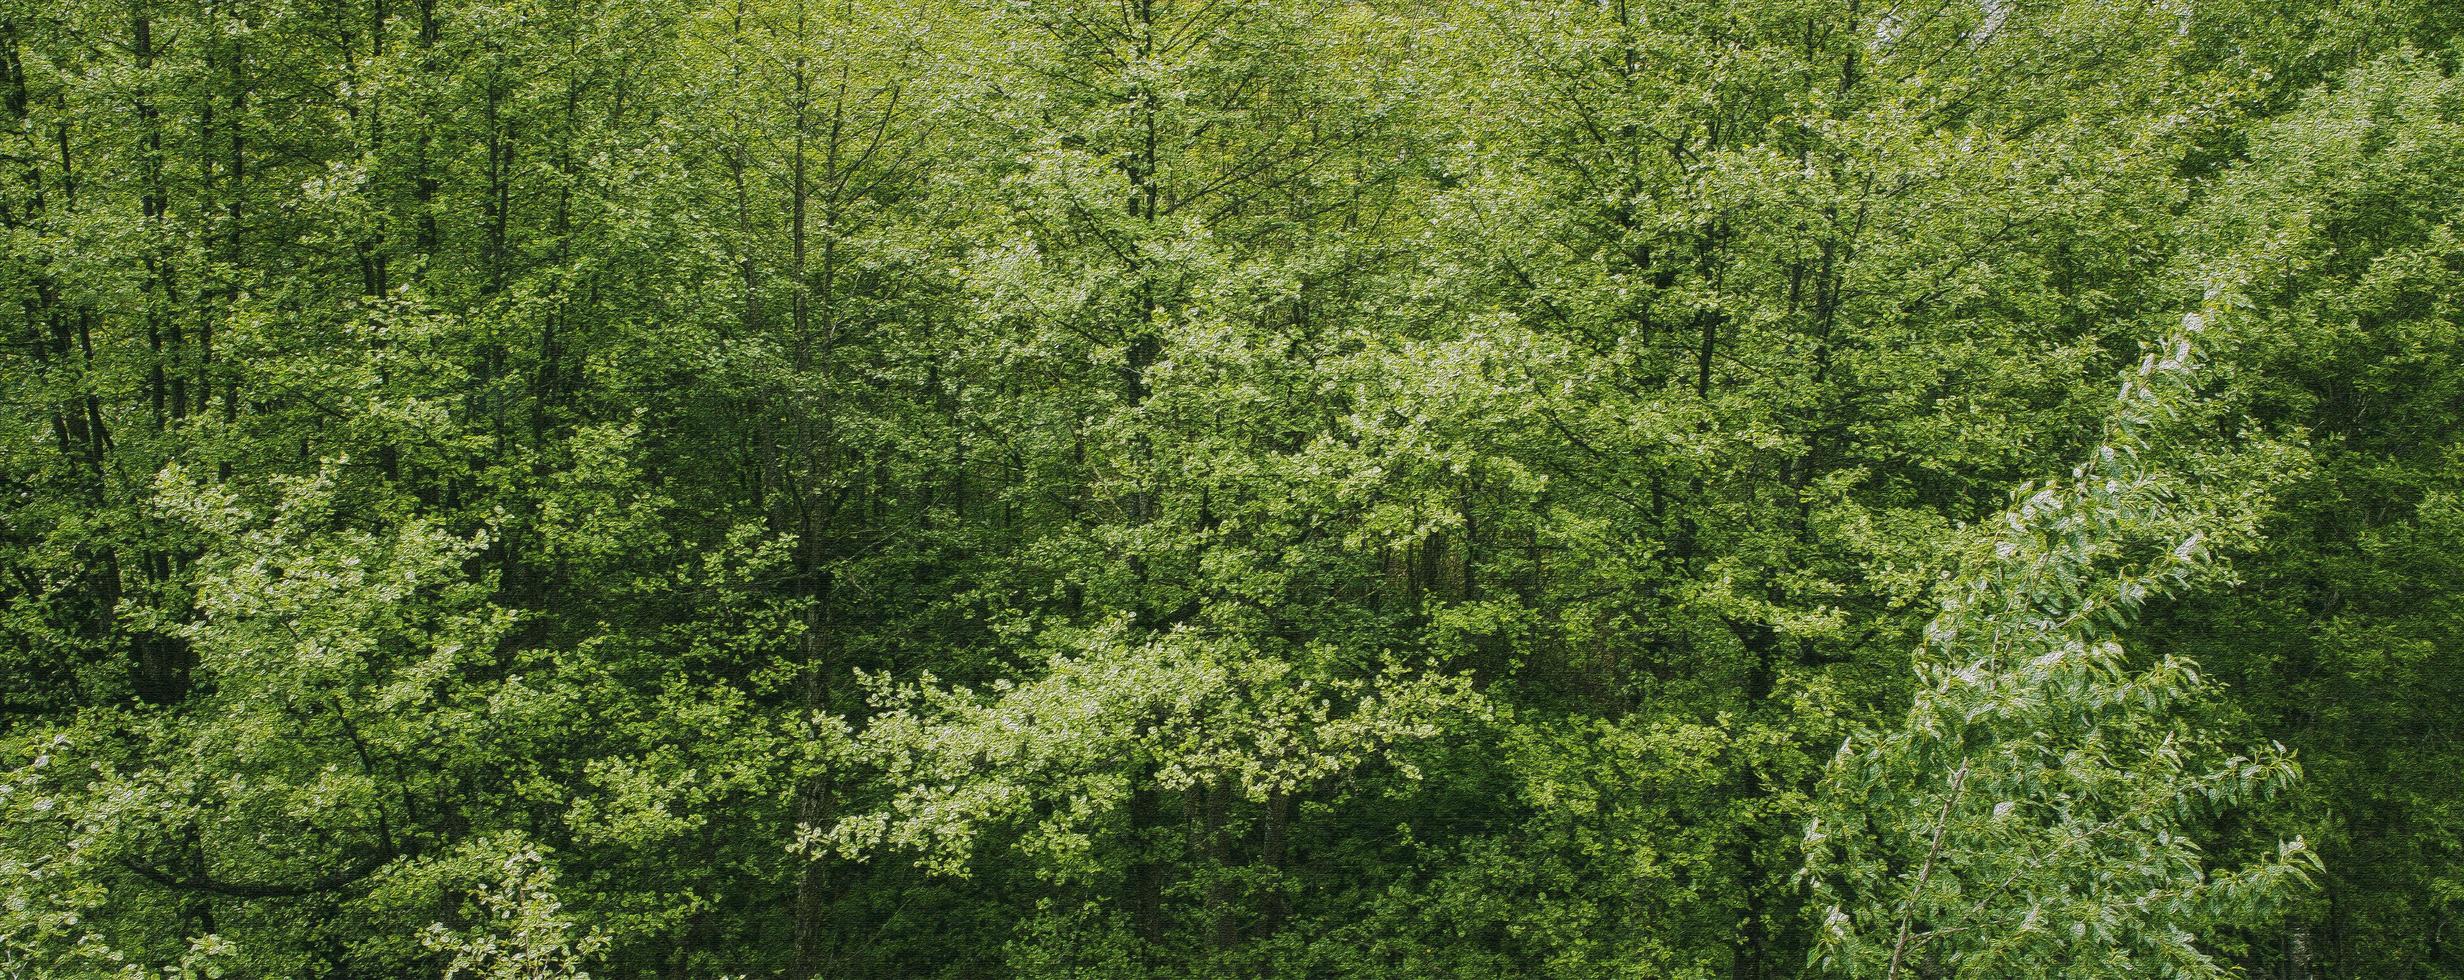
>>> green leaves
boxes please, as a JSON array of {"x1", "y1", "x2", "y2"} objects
[
  {"x1": 1, "y1": 0, "x2": 2453, "y2": 976},
  {"x1": 825, "y1": 621, "x2": 1482, "y2": 881},
  {"x1": 1804, "y1": 304, "x2": 2318, "y2": 979},
  {"x1": 419, "y1": 842, "x2": 609, "y2": 980}
]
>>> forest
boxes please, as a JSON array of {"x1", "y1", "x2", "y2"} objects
[{"x1": 3, "y1": 0, "x2": 2462, "y2": 976}]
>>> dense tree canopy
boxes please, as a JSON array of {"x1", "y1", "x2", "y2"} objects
[{"x1": 2, "y1": 0, "x2": 2458, "y2": 976}]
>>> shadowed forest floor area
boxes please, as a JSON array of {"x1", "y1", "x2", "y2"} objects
[{"x1": 4, "y1": 0, "x2": 2463, "y2": 976}]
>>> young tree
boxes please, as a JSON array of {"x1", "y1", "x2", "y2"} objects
[{"x1": 1804, "y1": 300, "x2": 2318, "y2": 978}]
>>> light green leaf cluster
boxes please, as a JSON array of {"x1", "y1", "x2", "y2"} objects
[{"x1": 825, "y1": 620, "x2": 1482, "y2": 880}]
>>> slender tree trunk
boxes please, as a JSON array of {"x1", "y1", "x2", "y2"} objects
[{"x1": 784, "y1": 10, "x2": 836, "y2": 972}]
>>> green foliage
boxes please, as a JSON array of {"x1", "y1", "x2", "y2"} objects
[
  {"x1": 421, "y1": 844, "x2": 608, "y2": 980},
  {"x1": 1805, "y1": 304, "x2": 2317, "y2": 978},
  {"x1": 0, "y1": 0, "x2": 2456, "y2": 977},
  {"x1": 2152, "y1": 49, "x2": 2464, "y2": 979}
]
